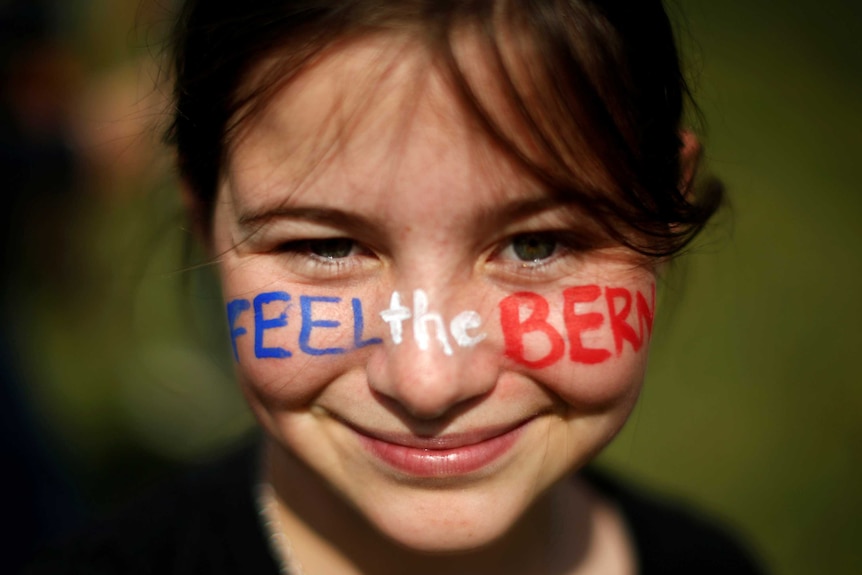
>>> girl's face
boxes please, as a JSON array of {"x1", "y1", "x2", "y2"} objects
[{"x1": 212, "y1": 37, "x2": 654, "y2": 551}]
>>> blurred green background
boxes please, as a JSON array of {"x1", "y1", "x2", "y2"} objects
[{"x1": 3, "y1": 1, "x2": 860, "y2": 573}]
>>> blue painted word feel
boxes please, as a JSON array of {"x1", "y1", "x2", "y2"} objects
[{"x1": 227, "y1": 292, "x2": 380, "y2": 362}]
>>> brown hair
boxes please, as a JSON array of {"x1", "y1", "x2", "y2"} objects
[{"x1": 165, "y1": 0, "x2": 721, "y2": 257}]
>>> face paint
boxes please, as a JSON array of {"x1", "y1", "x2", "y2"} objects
[
  {"x1": 254, "y1": 291, "x2": 292, "y2": 359},
  {"x1": 499, "y1": 291, "x2": 566, "y2": 369},
  {"x1": 562, "y1": 285, "x2": 610, "y2": 365},
  {"x1": 501, "y1": 284, "x2": 655, "y2": 368},
  {"x1": 380, "y1": 290, "x2": 487, "y2": 356},
  {"x1": 228, "y1": 292, "x2": 381, "y2": 362},
  {"x1": 227, "y1": 284, "x2": 652, "y2": 366},
  {"x1": 449, "y1": 310, "x2": 486, "y2": 348}
]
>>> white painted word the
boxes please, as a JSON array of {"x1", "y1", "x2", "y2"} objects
[{"x1": 379, "y1": 290, "x2": 486, "y2": 356}]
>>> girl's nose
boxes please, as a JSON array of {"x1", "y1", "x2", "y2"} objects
[{"x1": 366, "y1": 289, "x2": 499, "y2": 420}]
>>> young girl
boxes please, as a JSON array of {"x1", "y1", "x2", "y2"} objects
[{"x1": 31, "y1": 1, "x2": 763, "y2": 573}]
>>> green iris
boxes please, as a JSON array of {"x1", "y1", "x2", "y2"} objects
[
  {"x1": 512, "y1": 234, "x2": 556, "y2": 262},
  {"x1": 310, "y1": 238, "x2": 354, "y2": 259}
]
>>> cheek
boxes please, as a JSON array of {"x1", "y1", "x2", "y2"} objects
[
  {"x1": 497, "y1": 282, "x2": 654, "y2": 410},
  {"x1": 219, "y1": 266, "x2": 654, "y2": 414},
  {"x1": 222, "y1": 281, "x2": 388, "y2": 406},
  {"x1": 526, "y1": 349, "x2": 649, "y2": 412}
]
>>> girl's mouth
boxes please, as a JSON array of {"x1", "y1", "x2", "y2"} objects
[{"x1": 349, "y1": 419, "x2": 534, "y2": 478}]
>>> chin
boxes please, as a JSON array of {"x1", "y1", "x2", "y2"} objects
[
  {"x1": 372, "y1": 504, "x2": 521, "y2": 554},
  {"x1": 349, "y1": 475, "x2": 544, "y2": 554}
]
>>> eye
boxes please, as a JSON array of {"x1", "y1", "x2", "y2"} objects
[
  {"x1": 511, "y1": 233, "x2": 557, "y2": 263},
  {"x1": 308, "y1": 238, "x2": 355, "y2": 259},
  {"x1": 271, "y1": 236, "x2": 379, "y2": 280},
  {"x1": 486, "y1": 230, "x2": 590, "y2": 283}
]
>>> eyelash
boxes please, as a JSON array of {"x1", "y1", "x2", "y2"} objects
[
  {"x1": 272, "y1": 239, "x2": 365, "y2": 274},
  {"x1": 270, "y1": 231, "x2": 592, "y2": 281},
  {"x1": 493, "y1": 231, "x2": 587, "y2": 276}
]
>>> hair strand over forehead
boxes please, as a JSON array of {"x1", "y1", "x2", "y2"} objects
[{"x1": 166, "y1": 0, "x2": 722, "y2": 258}]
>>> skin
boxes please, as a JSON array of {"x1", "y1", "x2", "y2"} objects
[{"x1": 209, "y1": 35, "x2": 649, "y2": 575}]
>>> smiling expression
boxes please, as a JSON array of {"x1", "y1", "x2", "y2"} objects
[{"x1": 211, "y1": 35, "x2": 654, "y2": 552}]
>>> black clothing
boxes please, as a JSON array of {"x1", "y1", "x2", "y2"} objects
[
  {"x1": 25, "y1": 446, "x2": 279, "y2": 575},
  {"x1": 583, "y1": 469, "x2": 766, "y2": 574},
  {"x1": 26, "y1": 445, "x2": 765, "y2": 574}
]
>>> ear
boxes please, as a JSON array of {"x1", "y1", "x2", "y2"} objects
[{"x1": 679, "y1": 129, "x2": 702, "y2": 197}]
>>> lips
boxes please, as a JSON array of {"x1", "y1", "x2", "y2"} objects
[{"x1": 349, "y1": 419, "x2": 532, "y2": 478}]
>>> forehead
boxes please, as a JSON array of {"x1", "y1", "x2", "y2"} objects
[{"x1": 223, "y1": 34, "x2": 545, "y2": 219}]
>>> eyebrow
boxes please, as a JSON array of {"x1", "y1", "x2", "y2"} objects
[
  {"x1": 237, "y1": 206, "x2": 378, "y2": 234},
  {"x1": 485, "y1": 196, "x2": 573, "y2": 223},
  {"x1": 236, "y1": 195, "x2": 577, "y2": 236}
]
